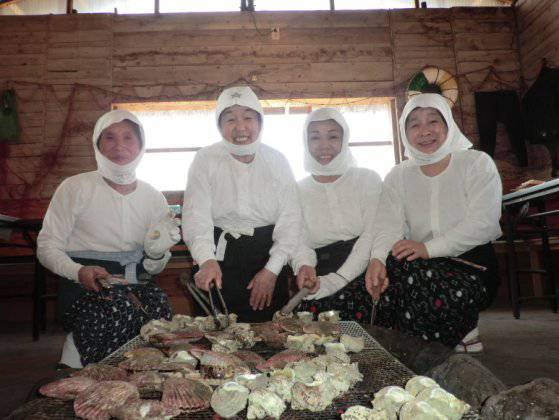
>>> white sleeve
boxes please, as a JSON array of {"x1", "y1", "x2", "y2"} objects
[
  {"x1": 36, "y1": 180, "x2": 84, "y2": 282},
  {"x1": 265, "y1": 169, "x2": 303, "y2": 276},
  {"x1": 150, "y1": 191, "x2": 171, "y2": 228},
  {"x1": 337, "y1": 171, "x2": 383, "y2": 281},
  {"x1": 370, "y1": 169, "x2": 407, "y2": 262},
  {"x1": 290, "y1": 221, "x2": 317, "y2": 275},
  {"x1": 181, "y1": 153, "x2": 217, "y2": 266},
  {"x1": 425, "y1": 153, "x2": 503, "y2": 258}
]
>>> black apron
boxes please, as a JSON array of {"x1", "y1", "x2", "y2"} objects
[
  {"x1": 192, "y1": 225, "x2": 289, "y2": 323},
  {"x1": 299, "y1": 237, "x2": 374, "y2": 323}
]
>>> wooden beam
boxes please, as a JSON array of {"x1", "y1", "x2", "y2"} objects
[{"x1": 66, "y1": 0, "x2": 73, "y2": 14}]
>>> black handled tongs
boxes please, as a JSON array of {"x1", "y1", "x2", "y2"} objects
[{"x1": 186, "y1": 279, "x2": 229, "y2": 329}]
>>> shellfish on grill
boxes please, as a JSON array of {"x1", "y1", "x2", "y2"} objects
[
  {"x1": 266, "y1": 367, "x2": 296, "y2": 402},
  {"x1": 286, "y1": 334, "x2": 320, "y2": 353},
  {"x1": 38, "y1": 376, "x2": 97, "y2": 400},
  {"x1": 302, "y1": 320, "x2": 341, "y2": 337},
  {"x1": 190, "y1": 348, "x2": 250, "y2": 381},
  {"x1": 161, "y1": 377, "x2": 212, "y2": 413},
  {"x1": 123, "y1": 347, "x2": 164, "y2": 360},
  {"x1": 71, "y1": 363, "x2": 128, "y2": 381},
  {"x1": 317, "y1": 310, "x2": 340, "y2": 323},
  {"x1": 256, "y1": 349, "x2": 310, "y2": 372},
  {"x1": 73, "y1": 380, "x2": 140, "y2": 420},
  {"x1": 340, "y1": 334, "x2": 365, "y2": 353},
  {"x1": 232, "y1": 350, "x2": 266, "y2": 370},
  {"x1": 210, "y1": 381, "x2": 250, "y2": 418},
  {"x1": 246, "y1": 388, "x2": 286, "y2": 419},
  {"x1": 110, "y1": 399, "x2": 180, "y2": 420},
  {"x1": 371, "y1": 385, "x2": 414, "y2": 417},
  {"x1": 415, "y1": 386, "x2": 471, "y2": 420},
  {"x1": 127, "y1": 371, "x2": 165, "y2": 393},
  {"x1": 148, "y1": 328, "x2": 204, "y2": 347}
]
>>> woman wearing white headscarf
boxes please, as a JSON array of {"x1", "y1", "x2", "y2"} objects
[
  {"x1": 182, "y1": 86, "x2": 301, "y2": 322},
  {"x1": 38, "y1": 110, "x2": 180, "y2": 367},
  {"x1": 291, "y1": 108, "x2": 382, "y2": 322},
  {"x1": 366, "y1": 93, "x2": 502, "y2": 352}
]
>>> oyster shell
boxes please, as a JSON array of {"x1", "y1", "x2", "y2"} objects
[
  {"x1": 296, "y1": 311, "x2": 314, "y2": 323},
  {"x1": 291, "y1": 380, "x2": 334, "y2": 412},
  {"x1": 39, "y1": 376, "x2": 97, "y2": 400},
  {"x1": 317, "y1": 310, "x2": 340, "y2": 323},
  {"x1": 110, "y1": 399, "x2": 180, "y2": 420},
  {"x1": 286, "y1": 334, "x2": 320, "y2": 353},
  {"x1": 170, "y1": 314, "x2": 195, "y2": 329},
  {"x1": 416, "y1": 386, "x2": 471, "y2": 420},
  {"x1": 210, "y1": 381, "x2": 250, "y2": 418},
  {"x1": 272, "y1": 310, "x2": 293, "y2": 322},
  {"x1": 225, "y1": 322, "x2": 260, "y2": 348},
  {"x1": 71, "y1": 363, "x2": 128, "y2": 381},
  {"x1": 234, "y1": 373, "x2": 270, "y2": 391},
  {"x1": 161, "y1": 377, "x2": 212, "y2": 412},
  {"x1": 399, "y1": 400, "x2": 446, "y2": 420},
  {"x1": 256, "y1": 349, "x2": 311, "y2": 372},
  {"x1": 340, "y1": 334, "x2": 365, "y2": 353},
  {"x1": 371, "y1": 385, "x2": 414, "y2": 417},
  {"x1": 74, "y1": 380, "x2": 140, "y2": 420},
  {"x1": 404, "y1": 375, "x2": 439, "y2": 397},
  {"x1": 266, "y1": 367, "x2": 296, "y2": 402},
  {"x1": 324, "y1": 341, "x2": 347, "y2": 355},
  {"x1": 341, "y1": 405, "x2": 378, "y2": 420},
  {"x1": 327, "y1": 361, "x2": 363, "y2": 387},
  {"x1": 246, "y1": 389, "x2": 286, "y2": 419}
]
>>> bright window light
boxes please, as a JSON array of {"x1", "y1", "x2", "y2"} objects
[
  {"x1": 160, "y1": 0, "x2": 240, "y2": 12},
  {"x1": 118, "y1": 99, "x2": 396, "y2": 192}
]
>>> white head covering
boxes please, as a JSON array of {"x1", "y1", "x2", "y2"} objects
[
  {"x1": 215, "y1": 86, "x2": 263, "y2": 156},
  {"x1": 303, "y1": 107, "x2": 356, "y2": 176},
  {"x1": 92, "y1": 109, "x2": 146, "y2": 185},
  {"x1": 399, "y1": 93, "x2": 472, "y2": 165}
]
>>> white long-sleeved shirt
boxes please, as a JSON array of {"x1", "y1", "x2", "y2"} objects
[
  {"x1": 371, "y1": 150, "x2": 502, "y2": 261},
  {"x1": 293, "y1": 167, "x2": 383, "y2": 282},
  {"x1": 37, "y1": 171, "x2": 169, "y2": 281},
  {"x1": 181, "y1": 142, "x2": 302, "y2": 275}
]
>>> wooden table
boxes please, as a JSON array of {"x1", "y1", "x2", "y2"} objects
[{"x1": 501, "y1": 179, "x2": 559, "y2": 318}]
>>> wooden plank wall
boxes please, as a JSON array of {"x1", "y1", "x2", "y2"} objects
[{"x1": 0, "y1": 7, "x2": 534, "y2": 218}]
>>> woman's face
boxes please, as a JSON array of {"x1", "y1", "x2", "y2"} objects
[
  {"x1": 405, "y1": 107, "x2": 448, "y2": 155},
  {"x1": 98, "y1": 120, "x2": 142, "y2": 165},
  {"x1": 307, "y1": 119, "x2": 343, "y2": 165},
  {"x1": 219, "y1": 105, "x2": 261, "y2": 145}
]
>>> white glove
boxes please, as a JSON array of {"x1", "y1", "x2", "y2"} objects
[
  {"x1": 144, "y1": 212, "x2": 181, "y2": 259},
  {"x1": 303, "y1": 272, "x2": 349, "y2": 301},
  {"x1": 143, "y1": 250, "x2": 172, "y2": 275}
]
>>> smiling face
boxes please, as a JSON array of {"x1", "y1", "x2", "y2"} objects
[
  {"x1": 97, "y1": 120, "x2": 142, "y2": 165},
  {"x1": 307, "y1": 119, "x2": 344, "y2": 165},
  {"x1": 404, "y1": 107, "x2": 448, "y2": 155},
  {"x1": 219, "y1": 105, "x2": 261, "y2": 145}
]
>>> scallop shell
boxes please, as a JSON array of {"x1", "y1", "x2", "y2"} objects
[
  {"x1": 73, "y1": 380, "x2": 140, "y2": 420},
  {"x1": 256, "y1": 349, "x2": 310, "y2": 372},
  {"x1": 128, "y1": 371, "x2": 165, "y2": 393},
  {"x1": 277, "y1": 317, "x2": 305, "y2": 334},
  {"x1": 110, "y1": 399, "x2": 180, "y2": 420},
  {"x1": 39, "y1": 376, "x2": 97, "y2": 400},
  {"x1": 123, "y1": 347, "x2": 164, "y2": 360},
  {"x1": 140, "y1": 319, "x2": 175, "y2": 341},
  {"x1": 234, "y1": 373, "x2": 270, "y2": 391},
  {"x1": 161, "y1": 377, "x2": 212, "y2": 412},
  {"x1": 71, "y1": 363, "x2": 128, "y2": 381},
  {"x1": 233, "y1": 350, "x2": 266, "y2": 370},
  {"x1": 210, "y1": 381, "x2": 250, "y2": 418}
]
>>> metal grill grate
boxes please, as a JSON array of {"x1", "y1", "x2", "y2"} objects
[{"x1": 14, "y1": 321, "x2": 480, "y2": 419}]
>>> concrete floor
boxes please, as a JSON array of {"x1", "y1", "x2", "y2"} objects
[{"x1": 0, "y1": 307, "x2": 558, "y2": 417}]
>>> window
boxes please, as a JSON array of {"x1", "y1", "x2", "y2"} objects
[{"x1": 114, "y1": 98, "x2": 397, "y2": 192}]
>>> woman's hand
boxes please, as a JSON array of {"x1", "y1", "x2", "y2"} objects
[
  {"x1": 296, "y1": 265, "x2": 319, "y2": 293},
  {"x1": 365, "y1": 258, "x2": 389, "y2": 300},
  {"x1": 78, "y1": 266, "x2": 110, "y2": 292},
  {"x1": 194, "y1": 259, "x2": 222, "y2": 291},
  {"x1": 391, "y1": 239, "x2": 429, "y2": 261},
  {"x1": 247, "y1": 268, "x2": 277, "y2": 311}
]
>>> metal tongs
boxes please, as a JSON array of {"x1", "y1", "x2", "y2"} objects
[
  {"x1": 186, "y1": 279, "x2": 230, "y2": 329},
  {"x1": 279, "y1": 287, "x2": 310, "y2": 316}
]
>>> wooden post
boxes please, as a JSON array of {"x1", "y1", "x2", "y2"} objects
[
  {"x1": 66, "y1": 0, "x2": 73, "y2": 14},
  {"x1": 330, "y1": 0, "x2": 335, "y2": 10},
  {"x1": 155, "y1": 0, "x2": 159, "y2": 14}
]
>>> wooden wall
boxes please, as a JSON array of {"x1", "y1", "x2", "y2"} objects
[
  {"x1": 0, "y1": 7, "x2": 534, "y2": 219},
  {"x1": 512, "y1": 0, "x2": 559, "y2": 182}
]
